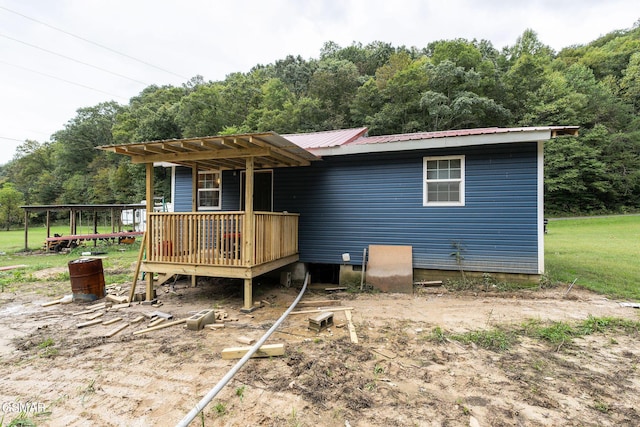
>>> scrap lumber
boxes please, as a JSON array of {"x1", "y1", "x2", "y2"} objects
[
  {"x1": 132, "y1": 319, "x2": 187, "y2": 335},
  {"x1": 344, "y1": 310, "x2": 358, "y2": 344},
  {"x1": 87, "y1": 302, "x2": 107, "y2": 310},
  {"x1": 290, "y1": 306, "x2": 354, "y2": 315},
  {"x1": 109, "y1": 302, "x2": 130, "y2": 311},
  {"x1": 413, "y1": 280, "x2": 443, "y2": 287},
  {"x1": 77, "y1": 319, "x2": 104, "y2": 328},
  {"x1": 324, "y1": 287, "x2": 347, "y2": 291},
  {"x1": 103, "y1": 323, "x2": 129, "y2": 338},
  {"x1": 85, "y1": 311, "x2": 104, "y2": 321},
  {"x1": 130, "y1": 315, "x2": 145, "y2": 324},
  {"x1": 106, "y1": 294, "x2": 128, "y2": 304},
  {"x1": 236, "y1": 336, "x2": 256, "y2": 345},
  {"x1": 206, "y1": 323, "x2": 225, "y2": 330},
  {"x1": 128, "y1": 230, "x2": 147, "y2": 304},
  {"x1": 102, "y1": 317, "x2": 122, "y2": 326},
  {"x1": 42, "y1": 295, "x2": 73, "y2": 307},
  {"x1": 297, "y1": 300, "x2": 342, "y2": 308},
  {"x1": 0, "y1": 265, "x2": 28, "y2": 272},
  {"x1": 148, "y1": 318, "x2": 166, "y2": 328},
  {"x1": 42, "y1": 299, "x2": 62, "y2": 307},
  {"x1": 221, "y1": 343, "x2": 285, "y2": 360}
]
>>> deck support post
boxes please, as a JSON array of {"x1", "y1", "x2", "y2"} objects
[
  {"x1": 241, "y1": 278, "x2": 254, "y2": 312},
  {"x1": 145, "y1": 162, "x2": 154, "y2": 302}
]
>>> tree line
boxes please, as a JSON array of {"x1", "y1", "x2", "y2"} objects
[{"x1": 1, "y1": 24, "x2": 640, "y2": 228}]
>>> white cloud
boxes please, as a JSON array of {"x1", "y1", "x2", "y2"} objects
[{"x1": 1, "y1": 0, "x2": 639, "y2": 165}]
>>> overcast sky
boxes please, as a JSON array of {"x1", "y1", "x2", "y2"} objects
[{"x1": 1, "y1": 0, "x2": 639, "y2": 166}]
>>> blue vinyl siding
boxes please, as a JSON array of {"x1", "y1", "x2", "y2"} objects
[
  {"x1": 274, "y1": 142, "x2": 539, "y2": 274},
  {"x1": 174, "y1": 167, "x2": 193, "y2": 212},
  {"x1": 173, "y1": 142, "x2": 540, "y2": 274}
]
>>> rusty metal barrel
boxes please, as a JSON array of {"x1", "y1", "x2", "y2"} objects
[{"x1": 68, "y1": 258, "x2": 105, "y2": 302}]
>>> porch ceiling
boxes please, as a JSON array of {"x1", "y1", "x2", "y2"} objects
[{"x1": 98, "y1": 132, "x2": 319, "y2": 170}]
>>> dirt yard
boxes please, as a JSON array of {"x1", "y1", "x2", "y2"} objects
[{"x1": 1, "y1": 267, "x2": 639, "y2": 427}]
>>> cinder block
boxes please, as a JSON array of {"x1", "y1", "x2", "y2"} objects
[
  {"x1": 186, "y1": 309, "x2": 216, "y2": 331},
  {"x1": 308, "y1": 311, "x2": 334, "y2": 332}
]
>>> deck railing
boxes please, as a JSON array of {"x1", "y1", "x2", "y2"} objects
[{"x1": 146, "y1": 211, "x2": 299, "y2": 267}]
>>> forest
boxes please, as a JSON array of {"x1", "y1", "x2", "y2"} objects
[{"x1": 1, "y1": 24, "x2": 640, "y2": 228}]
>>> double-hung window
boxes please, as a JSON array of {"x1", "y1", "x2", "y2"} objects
[
  {"x1": 197, "y1": 171, "x2": 221, "y2": 210},
  {"x1": 423, "y1": 156, "x2": 465, "y2": 206}
]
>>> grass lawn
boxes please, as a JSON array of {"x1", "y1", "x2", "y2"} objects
[
  {"x1": 545, "y1": 215, "x2": 640, "y2": 301},
  {"x1": 0, "y1": 225, "x2": 141, "y2": 288}
]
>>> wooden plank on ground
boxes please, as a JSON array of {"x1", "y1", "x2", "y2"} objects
[
  {"x1": 109, "y1": 302, "x2": 130, "y2": 311},
  {"x1": 221, "y1": 343, "x2": 285, "y2": 360},
  {"x1": 132, "y1": 319, "x2": 186, "y2": 335},
  {"x1": 106, "y1": 294, "x2": 128, "y2": 304},
  {"x1": 77, "y1": 319, "x2": 104, "y2": 328},
  {"x1": 85, "y1": 311, "x2": 104, "y2": 321},
  {"x1": 297, "y1": 300, "x2": 342, "y2": 308},
  {"x1": 0, "y1": 265, "x2": 28, "y2": 272},
  {"x1": 103, "y1": 323, "x2": 129, "y2": 338},
  {"x1": 290, "y1": 306, "x2": 354, "y2": 315},
  {"x1": 102, "y1": 317, "x2": 122, "y2": 326},
  {"x1": 344, "y1": 309, "x2": 358, "y2": 344}
]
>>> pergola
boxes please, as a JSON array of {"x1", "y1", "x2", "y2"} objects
[
  {"x1": 20, "y1": 203, "x2": 146, "y2": 251},
  {"x1": 99, "y1": 132, "x2": 319, "y2": 310}
]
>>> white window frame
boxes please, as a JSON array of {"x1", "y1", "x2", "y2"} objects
[
  {"x1": 197, "y1": 170, "x2": 222, "y2": 210},
  {"x1": 423, "y1": 155, "x2": 465, "y2": 206}
]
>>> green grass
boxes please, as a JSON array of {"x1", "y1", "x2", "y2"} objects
[
  {"x1": 545, "y1": 215, "x2": 640, "y2": 300},
  {"x1": 0, "y1": 224, "x2": 120, "y2": 252},
  {"x1": 0, "y1": 225, "x2": 141, "y2": 288}
]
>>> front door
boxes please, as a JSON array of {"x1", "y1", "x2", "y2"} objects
[{"x1": 241, "y1": 170, "x2": 273, "y2": 211}]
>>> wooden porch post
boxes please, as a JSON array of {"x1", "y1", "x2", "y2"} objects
[
  {"x1": 191, "y1": 164, "x2": 198, "y2": 287},
  {"x1": 242, "y1": 157, "x2": 255, "y2": 312},
  {"x1": 46, "y1": 210, "x2": 50, "y2": 238},
  {"x1": 23, "y1": 210, "x2": 28, "y2": 251},
  {"x1": 145, "y1": 162, "x2": 155, "y2": 302},
  {"x1": 191, "y1": 164, "x2": 198, "y2": 212}
]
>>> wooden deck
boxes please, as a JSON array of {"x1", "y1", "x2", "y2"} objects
[{"x1": 141, "y1": 211, "x2": 299, "y2": 279}]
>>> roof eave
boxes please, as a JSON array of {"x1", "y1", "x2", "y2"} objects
[{"x1": 309, "y1": 127, "x2": 579, "y2": 157}]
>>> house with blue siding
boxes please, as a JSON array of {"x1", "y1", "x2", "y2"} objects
[
  {"x1": 170, "y1": 126, "x2": 577, "y2": 279},
  {"x1": 102, "y1": 126, "x2": 577, "y2": 307}
]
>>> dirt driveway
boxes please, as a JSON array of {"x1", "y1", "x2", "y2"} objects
[{"x1": 0, "y1": 273, "x2": 639, "y2": 426}]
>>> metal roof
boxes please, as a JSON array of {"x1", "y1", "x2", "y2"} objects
[
  {"x1": 284, "y1": 127, "x2": 368, "y2": 149},
  {"x1": 98, "y1": 132, "x2": 319, "y2": 170},
  {"x1": 346, "y1": 126, "x2": 579, "y2": 146},
  {"x1": 305, "y1": 126, "x2": 579, "y2": 156}
]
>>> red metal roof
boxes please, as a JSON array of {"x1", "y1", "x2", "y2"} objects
[
  {"x1": 345, "y1": 126, "x2": 579, "y2": 146},
  {"x1": 282, "y1": 126, "x2": 578, "y2": 153},
  {"x1": 284, "y1": 127, "x2": 368, "y2": 149}
]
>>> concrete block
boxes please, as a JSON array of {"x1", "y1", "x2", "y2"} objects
[
  {"x1": 308, "y1": 311, "x2": 334, "y2": 332},
  {"x1": 186, "y1": 309, "x2": 216, "y2": 331}
]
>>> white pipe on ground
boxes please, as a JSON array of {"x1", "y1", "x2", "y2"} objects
[{"x1": 175, "y1": 273, "x2": 309, "y2": 427}]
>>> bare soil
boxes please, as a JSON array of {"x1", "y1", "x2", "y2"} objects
[{"x1": 1, "y1": 269, "x2": 639, "y2": 427}]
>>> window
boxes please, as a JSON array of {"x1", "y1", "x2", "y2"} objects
[
  {"x1": 197, "y1": 171, "x2": 221, "y2": 210},
  {"x1": 423, "y1": 156, "x2": 465, "y2": 206}
]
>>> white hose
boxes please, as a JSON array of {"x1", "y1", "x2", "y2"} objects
[{"x1": 175, "y1": 273, "x2": 309, "y2": 427}]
